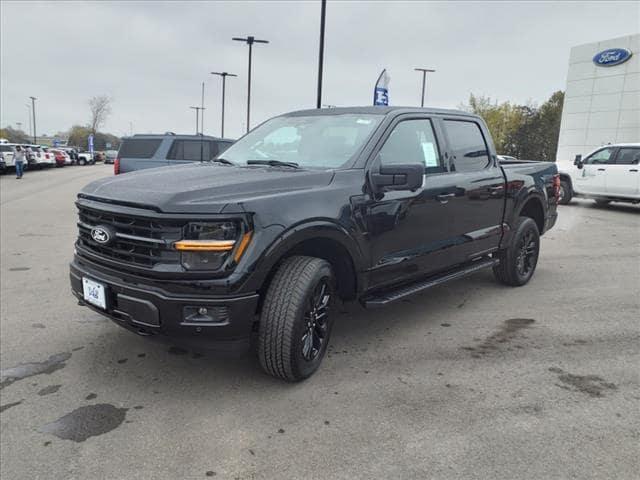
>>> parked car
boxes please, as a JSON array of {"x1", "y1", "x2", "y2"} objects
[
  {"x1": 60, "y1": 147, "x2": 79, "y2": 164},
  {"x1": 77, "y1": 151, "x2": 95, "y2": 165},
  {"x1": 557, "y1": 143, "x2": 640, "y2": 205},
  {"x1": 51, "y1": 149, "x2": 72, "y2": 167},
  {"x1": 0, "y1": 143, "x2": 17, "y2": 172},
  {"x1": 22, "y1": 145, "x2": 53, "y2": 168},
  {"x1": 114, "y1": 133, "x2": 234, "y2": 174},
  {"x1": 40, "y1": 147, "x2": 56, "y2": 167},
  {"x1": 70, "y1": 106, "x2": 559, "y2": 381},
  {"x1": 104, "y1": 150, "x2": 118, "y2": 164}
]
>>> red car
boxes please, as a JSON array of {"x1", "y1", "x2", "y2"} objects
[{"x1": 51, "y1": 149, "x2": 71, "y2": 167}]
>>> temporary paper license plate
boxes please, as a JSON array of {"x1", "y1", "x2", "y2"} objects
[{"x1": 82, "y1": 277, "x2": 106, "y2": 310}]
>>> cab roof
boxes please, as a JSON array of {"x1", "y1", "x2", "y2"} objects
[{"x1": 285, "y1": 106, "x2": 476, "y2": 118}]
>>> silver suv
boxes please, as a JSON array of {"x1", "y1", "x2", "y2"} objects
[{"x1": 115, "y1": 133, "x2": 233, "y2": 174}]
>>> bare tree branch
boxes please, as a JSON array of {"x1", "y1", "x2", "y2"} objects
[{"x1": 88, "y1": 95, "x2": 112, "y2": 134}]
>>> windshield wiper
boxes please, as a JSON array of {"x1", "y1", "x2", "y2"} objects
[
  {"x1": 207, "y1": 158, "x2": 235, "y2": 165},
  {"x1": 246, "y1": 159, "x2": 300, "y2": 168}
]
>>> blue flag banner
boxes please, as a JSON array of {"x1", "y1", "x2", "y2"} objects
[
  {"x1": 373, "y1": 69, "x2": 390, "y2": 106},
  {"x1": 88, "y1": 134, "x2": 94, "y2": 154}
]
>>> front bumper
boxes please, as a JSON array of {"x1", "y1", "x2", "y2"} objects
[{"x1": 70, "y1": 257, "x2": 259, "y2": 353}]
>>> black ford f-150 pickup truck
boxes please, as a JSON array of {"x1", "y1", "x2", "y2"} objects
[{"x1": 70, "y1": 107, "x2": 559, "y2": 381}]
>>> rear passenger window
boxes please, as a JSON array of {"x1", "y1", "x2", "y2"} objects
[
  {"x1": 378, "y1": 119, "x2": 443, "y2": 174},
  {"x1": 118, "y1": 139, "x2": 162, "y2": 158},
  {"x1": 444, "y1": 120, "x2": 490, "y2": 172},
  {"x1": 168, "y1": 140, "x2": 210, "y2": 161},
  {"x1": 615, "y1": 148, "x2": 640, "y2": 165}
]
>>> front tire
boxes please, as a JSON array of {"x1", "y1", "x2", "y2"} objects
[
  {"x1": 493, "y1": 217, "x2": 540, "y2": 286},
  {"x1": 558, "y1": 180, "x2": 572, "y2": 205},
  {"x1": 258, "y1": 256, "x2": 335, "y2": 382}
]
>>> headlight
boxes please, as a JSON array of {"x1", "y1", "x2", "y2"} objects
[{"x1": 174, "y1": 222, "x2": 252, "y2": 271}]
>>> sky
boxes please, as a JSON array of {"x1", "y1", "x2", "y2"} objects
[{"x1": 1, "y1": 0, "x2": 638, "y2": 140}]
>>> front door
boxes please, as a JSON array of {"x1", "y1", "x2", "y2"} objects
[
  {"x1": 363, "y1": 116, "x2": 458, "y2": 289},
  {"x1": 606, "y1": 147, "x2": 640, "y2": 197},
  {"x1": 575, "y1": 146, "x2": 616, "y2": 195},
  {"x1": 440, "y1": 119, "x2": 505, "y2": 263}
]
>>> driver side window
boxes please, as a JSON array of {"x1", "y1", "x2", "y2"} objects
[
  {"x1": 584, "y1": 147, "x2": 615, "y2": 165},
  {"x1": 378, "y1": 119, "x2": 443, "y2": 174}
]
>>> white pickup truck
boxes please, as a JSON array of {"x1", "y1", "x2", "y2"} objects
[{"x1": 558, "y1": 143, "x2": 640, "y2": 205}]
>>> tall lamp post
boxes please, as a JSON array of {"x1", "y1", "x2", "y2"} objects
[
  {"x1": 29, "y1": 96, "x2": 37, "y2": 143},
  {"x1": 25, "y1": 104, "x2": 32, "y2": 137},
  {"x1": 210, "y1": 71, "x2": 238, "y2": 138},
  {"x1": 232, "y1": 35, "x2": 269, "y2": 133},
  {"x1": 189, "y1": 106, "x2": 204, "y2": 134},
  {"x1": 413, "y1": 68, "x2": 435, "y2": 107},
  {"x1": 316, "y1": 0, "x2": 327, "y2": 108}
]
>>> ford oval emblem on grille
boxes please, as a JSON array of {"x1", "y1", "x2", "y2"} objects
[{"x1": 91, "y1": 226, "x2": 113, "y2": 245}]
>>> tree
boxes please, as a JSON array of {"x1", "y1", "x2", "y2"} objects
[
  {"x1": 67, "y1": 125, "x2": 92, "y2": 149},
  {"x1": 88, "y1": 95, "x2": 112, "y2": 134},
  {"x1": 461, "y1": 91, "x2": 564, "y2": 161},
  {"x1": 0, "y1": 126, "x2": 30, "y2": 143}
]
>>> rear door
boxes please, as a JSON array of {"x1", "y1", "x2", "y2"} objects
[
  {"x1": 606, "y1": 147, "x2": 640, "y2": 197},
  {"x1": 364, "y1": 115, "x2": 460, "y2": 288},
  {"x1": 440, "y1": 118, "x2": 505, "y2": 263},
  {"x1": 574, "y1": 147, "x2": 616, "y2": 195},
  {"x1": 167, "y1": 140, "x2": 211, "y2": 165},
  {"x1": 118, "y1": 138, "x2": 163, "y2": 173}
]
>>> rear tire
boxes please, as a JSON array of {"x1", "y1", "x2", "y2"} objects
[
  {"x1": 558, "y1": 180, "x2": 572, "y2": 205},
  {"x1": 493, "y1": 217, "x2": 540, "y2": 287},
  {"x1": 258, "y1": 256, "x2": 335, "y2": 382}
]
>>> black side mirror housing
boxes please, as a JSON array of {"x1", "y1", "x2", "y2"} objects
[
  {"x1": 371, "y1": 163, "x2": 425, "y2": 192},
  {"x1": 574, "y1": 154, "x2": 583, "y2": 169}
]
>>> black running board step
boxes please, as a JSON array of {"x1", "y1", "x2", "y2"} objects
[{"x1": 363, "y1": 257, "x2": 499, "y2": 308}]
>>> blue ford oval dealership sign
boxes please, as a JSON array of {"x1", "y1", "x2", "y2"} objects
[{"x1": 593, "y1": 48, "x2": 633, "y2": 67}]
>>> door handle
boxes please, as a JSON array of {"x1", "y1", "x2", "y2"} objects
[
  {"x1": 630, "y1": 169, "x2": 638, "y2": 172},
  {"x1": 489, "y1": 186, "x2": 504, "y2": 194},
  {"x1": 436, "y1": 193, "x2": 455, "y2": 203},
  {"x1": 597, "y1": 168, "x2": 606, "y2": 171}
]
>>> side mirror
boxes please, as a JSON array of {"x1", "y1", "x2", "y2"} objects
[
  {"x1": 371, "y1": 163, "x2": 425, "y2": 192},
  {"x1": 574, "y1": 154, "x2": 583, "y2": 169}
]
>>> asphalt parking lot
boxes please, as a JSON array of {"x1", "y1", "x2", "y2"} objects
[{"x1": 1, "y1": 165, "x2": 638, "y2": 480}]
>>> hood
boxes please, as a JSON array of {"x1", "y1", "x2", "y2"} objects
[{"x1": 80, "y1": 163, "x2": 334, "y2": 213}]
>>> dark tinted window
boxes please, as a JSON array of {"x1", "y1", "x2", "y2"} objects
[
  {"x1": 168, "y1": 140, "x2": 211, "y2": 161},
  {"x1": 616, "y1": 148, "x2": 640, "y2": 165},
  {"x1": 217, "y1": 142, "x2": 232, "y2": 155},
  {"x1": 118, "y1": 138, "x2": 162, "y2": 158},
  {"x1": 0, "y1": 145, "x2": 13, "y2": 152},
  {"x1": 378, "y1": 119, "x2": 443, "y2": 174},
  {"x1": 444, "y1": 120, "x2": 490, "y2": 172}
]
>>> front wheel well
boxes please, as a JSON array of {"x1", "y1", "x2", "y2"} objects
[
  {"x1": 559, "y1": 173, "x2": 573, "y2": 191},
  {"x1": 260, "y1": 237, "x2": 358, "y2": 305}
]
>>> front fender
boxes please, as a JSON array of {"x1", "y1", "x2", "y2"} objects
[{"x1": 238, "y1": 220, "x2": 366, "y2": 293}]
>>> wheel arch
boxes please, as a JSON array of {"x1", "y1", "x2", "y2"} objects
[
  {"x1": 254, "y1": 221, "x2": 364, "y2": 306},
  {"x1": 516, "y1": 195, "x2": 545, "y2": 234}
]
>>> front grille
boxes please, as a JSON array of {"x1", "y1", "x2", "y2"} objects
[{"x1": 76, "y1": 205, "x2": 185, "y2": 269}]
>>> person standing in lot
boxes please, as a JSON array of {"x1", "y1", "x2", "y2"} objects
[{"x1": 14, "y1": 145, "x2": 26, "y2": 179}]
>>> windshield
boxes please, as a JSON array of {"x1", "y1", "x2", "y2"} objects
[{"x1": 221, "y1": 113, "x2": 383, "y2": 169}]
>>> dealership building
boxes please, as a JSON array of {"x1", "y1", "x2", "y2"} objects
[{"x1": 556, "y1": 33, "x2": 639, "y2": 163}]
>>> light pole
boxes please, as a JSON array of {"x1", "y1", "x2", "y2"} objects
[
  {"x1": 25, "y1": 104, "x2": 32, "y2": 137},
  {"x1": 189, "y1": 106, "x2": 204, "y2": 134},
  {"x1": 414, "y1": 68, "x2": 435, "y2": 107},
  {"x1": 211, "y1": 71, "x2": 237, "y2": 138},
  {"x1": 232, "y1": 35, "x2": 269, "y2": 133},
  {"x1": 29, "y1": 96, "x2": 37, "y2": 143},
  {"x1": 316, "y1": 0, "x2": 327, "y2": 108}
]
